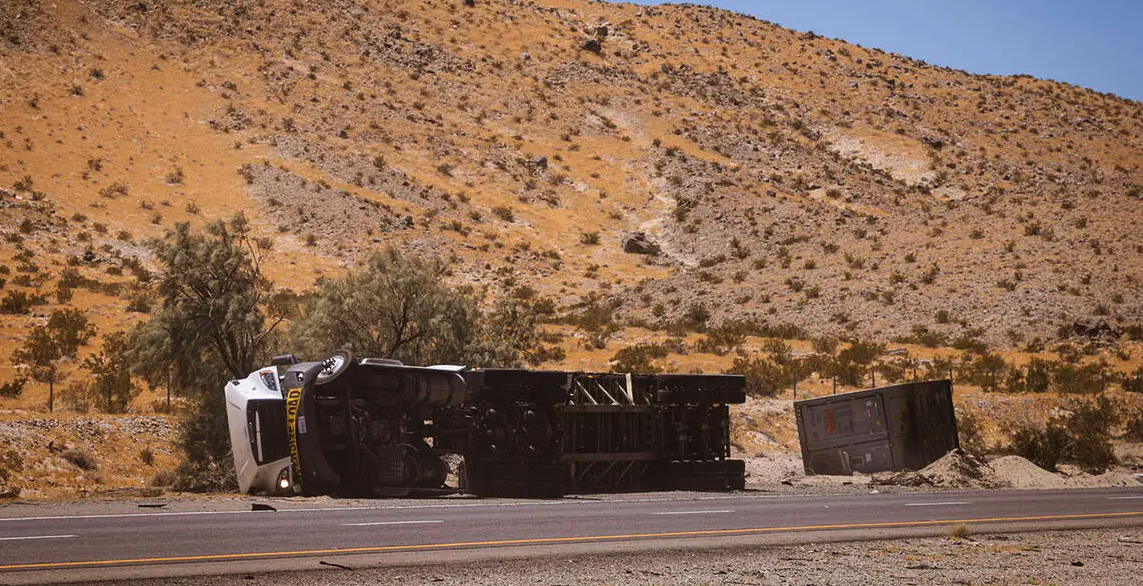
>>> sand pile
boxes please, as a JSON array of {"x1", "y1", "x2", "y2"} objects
[
  {"x1": 875, "y1": 449, "x2": 1007, "y2": 488},
  {"x1": 874, "y1": 450, "x2": 1143, "y2": 490},
  {"x1": 988, "y1": 455, "x2": 1065, "y2": 489}
]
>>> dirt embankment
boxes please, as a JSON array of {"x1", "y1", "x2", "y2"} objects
[{"x1": 0, "y1": 414, "x2": 178, "y2": 500}]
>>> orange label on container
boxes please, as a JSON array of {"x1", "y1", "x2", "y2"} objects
[{"x1": 824, "y1": 408, "x2": 837, "y2": 436}]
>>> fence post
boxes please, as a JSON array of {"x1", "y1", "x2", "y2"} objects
[
  {"x1": 871, "y1": 370, "x2": 876, "y2": 388},
  {"x1": 832, "y1": 376, "x2": 837, "y2": 395},
  {"x1": 792, "y1": 373, "x2": 797, "y2": 400}
]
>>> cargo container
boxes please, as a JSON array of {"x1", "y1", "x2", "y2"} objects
[{"x1": 794, "y1": 380, "x2": 959, "y2": 475}]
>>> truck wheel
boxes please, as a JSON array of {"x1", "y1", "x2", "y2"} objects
[{"x1": 316, "y1": 349, "x2": 355, "y2": 386}]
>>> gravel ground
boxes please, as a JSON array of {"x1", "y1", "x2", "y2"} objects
[{"x1": 75, "y1": 527, "x2": 1143, "y2": 586}]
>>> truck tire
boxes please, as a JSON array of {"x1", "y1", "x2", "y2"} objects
[{"x1": 315, "y1": 349, "x2": 355, "y2": 386}]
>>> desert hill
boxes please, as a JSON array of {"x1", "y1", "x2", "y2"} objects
[{"x1": 1, "y1": 0, "x2": 1142, "y2": 395}]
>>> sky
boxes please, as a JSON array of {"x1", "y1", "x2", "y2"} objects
[{"x1": 624, "y1": 0, "x2": 1143, "y2": 103}]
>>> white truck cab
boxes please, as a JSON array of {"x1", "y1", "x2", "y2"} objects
[{"x1": 225, "y1": 367, "x2": 294, "y2": 494}]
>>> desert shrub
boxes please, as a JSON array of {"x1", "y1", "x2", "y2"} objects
[
  {"x1": 811, "y1": 336, "x2": 838, "y2": 355},
  {"x1": 957, "y1": 410, "x2": 988, "y2": 456},
  {"x1": 726, "y1": 355, "x2": 786, "y2": 398},
  {"x1": 1003, "y1": 367, "x2": 1026, "y2": 393},
  {"x1": 693, "y1": 323, "x2": 748, "y2": 355},
  {"x1": 491, "y1": 205, "x2": 514, "y2": 221},
  {"x1": 1025, "y1": 358, "x2": 1054, "y2": 393},
  {"x1": 821, "y1": 341, "x2": 884, "y2": 386},
  {"x1": 0, "y1": 447, "x2": 24, "y2": 485},
  {"x1": 610, "y1": 343, "x2": 670, "y2": 374},
  {"x1": 0, "y1": 290, "x2": 32, "y2": 314},
  {"x1": 139, "y1": 447, "x2": 155, "y2": 466},
  {"x1": 952, "y1": 333, "x2": 988, "y2": 353},
  {"x1": 1052, "y1": 362, "x2": 1105, "y2": 394},
  {"x1": 898, "y1": 325, "x2": 948, "y2": 348},
  {"x1": 61, "y1": 448, "x2": 98, "y2": 471},
  {"x1": 1122, "y1": 367, "x2": 1143, "y2": 393},
  {"x1": 0, "y1": 377, "x2": 26, "y2": 399},
  {"x1": 1125, "y1": 407, "x2": 1143, "y2": 442},
  {"x1": 564, "y1": 297, "x2": 620, "y2": 350},
  {"x1": 149, "y1": 468, "x2": 177, "y2": 487},
  {"x1": 60, "y1": 381, "x2": 94, "y2": 412},
  {"x1": 1008, "y1": 397, "x2": 1120, "y2": 473},
  {"x1": 961, "y1": 353, "x2": 1008, "y2": 392},
  {"x1": 1065, "y1": 397, "x2": 1119, "y2": 473},
  {"x1": 873, "y1": 358, "x2": 909, "y2": 384},
  {"x1": 1010, "y1": 424, "x2": 1070, "y2": 472}
]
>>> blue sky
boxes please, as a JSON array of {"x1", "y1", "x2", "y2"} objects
[{"x1": 623, "y1": 0, "x2": 1143, "y2": 103}]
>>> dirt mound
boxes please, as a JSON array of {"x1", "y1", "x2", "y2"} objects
[
  {"x1": 875, "y1": 449, "x2": 1007, "y2": 489},
  {"x1": 989, "y1": 455, "x2": 1066, "y2": 489}
]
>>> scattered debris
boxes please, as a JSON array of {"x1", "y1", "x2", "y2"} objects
[{"x1": 251, "y1": 503, "x2": 276, "y2": 512}]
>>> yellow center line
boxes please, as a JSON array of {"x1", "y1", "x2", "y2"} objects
[{"x1": 3, "y1": 510, "x2": 1142, "y2": 571}]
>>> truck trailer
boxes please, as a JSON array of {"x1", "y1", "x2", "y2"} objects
[
  {"x1": 225, "y1": 350, "x2": 746, "y2": 498},
  {"x1": 794, "y1": 379, "x2": 959, "y2": 476}
]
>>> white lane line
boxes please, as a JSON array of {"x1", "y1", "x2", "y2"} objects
[
  {"x1": 0, "y1": 495, "x2": 795, "y2": 524},
  {"x1": 904, "y1": 501, "x2": 971, "y2": 507},
  {"x1": 653, "y1": 509, "x2": 735, "y2": 516},
  {"x1": 0, "y1": 535, "x2": 77, "y2": 542},
  {"x1": 1110, "y1": 496, "x2": 1143, "y2": 500},
  {"x1": 343, "y1": 520, "x2": 443, "y2": 527}
]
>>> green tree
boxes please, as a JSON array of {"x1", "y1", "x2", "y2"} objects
[
  {"x1": 10, "y1": 308, "x2": 97, "y2": 384},
  {"x1": 128, "y1": 214, "x2": 284, "y2": 491},
  {"x1": 291, "y1": 248, "x2": 556, "y2": 367},
  {"x1": 132, "y1": 215, "x2": 283, "y2": 384},
  {"x1": 291, "y1": 248, "x2": 480, "y2": 364},
  {"x1": 468, "y1": 297, "x2": 565, "y2": 367},
  {"x1": 80, "y1": 331, "x2": 140, "y2": 413}
]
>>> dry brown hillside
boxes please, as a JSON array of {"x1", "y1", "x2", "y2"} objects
[{"x1": 2, "y1": 0, "x2": 1143, "y2": 404}]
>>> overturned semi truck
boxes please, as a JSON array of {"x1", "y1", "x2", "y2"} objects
[{"x1": 225, "y1": 350, "x2": 746, "y2": 498}]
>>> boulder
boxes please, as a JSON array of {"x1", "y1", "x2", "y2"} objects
[
  {"x1": 581, "y1": 38, "x2": 602, "y2": 54},
  {"x1": 1070, "y1": 317, "x2": 1119, "y2": 340},
  {"x1": 622, "y1": 232, "x2": 660, "y2": 255}
]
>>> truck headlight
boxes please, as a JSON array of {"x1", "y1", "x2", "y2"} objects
[{"x1": 277, "y1": 467, "x2": 292, "y2": 492}]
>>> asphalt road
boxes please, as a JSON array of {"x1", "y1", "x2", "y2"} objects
[{"x1": 1, "y1": 487, "x2": 1142, "y2": 584}]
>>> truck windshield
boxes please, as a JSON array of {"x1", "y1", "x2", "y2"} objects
[{"x1": 247, "y1": 400, "x2": 290, "y2": 465}]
